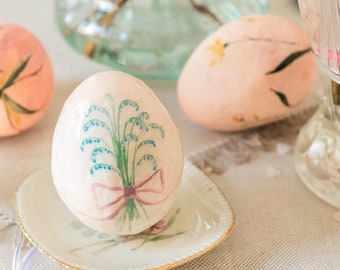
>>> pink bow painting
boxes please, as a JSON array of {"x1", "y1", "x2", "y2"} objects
[{"x1": 92, "y1": 168, "x2": 168, "y2": 220}]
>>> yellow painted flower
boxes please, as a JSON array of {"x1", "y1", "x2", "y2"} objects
[
  {"x1": 232, "y1": 114, "x2": 245, "y2": 123},
  {"x1": 206, "y1": 38, "x2": 226, "y2": 66}
]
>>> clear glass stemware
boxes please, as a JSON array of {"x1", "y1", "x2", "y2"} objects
[{"x1": 295, "y1": 0, "x2": 340, "y2": 208}]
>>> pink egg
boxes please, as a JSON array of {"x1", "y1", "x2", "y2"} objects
[
  {"x1": 0, "y1": 23, "x2": 54, "y2": 137},
  {"x1": 177, "y1": 15, "x2": 317, "y2": 131}
]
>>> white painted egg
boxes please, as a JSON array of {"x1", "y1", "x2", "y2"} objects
[
  {"x1": 51, "y1": 71, "x2": 183, "y2": 235},
  {"x1": 178, "y1": 15, "x2": 317, "y2": 131}
]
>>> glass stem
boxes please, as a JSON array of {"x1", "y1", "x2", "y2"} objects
[{"x1": 332, "y1": 80, "x2": 340, "y2": 105}]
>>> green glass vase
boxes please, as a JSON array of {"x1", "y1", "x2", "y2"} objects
[{"x1": 56, "y1": 0, "x2": 268, "y2": 79}]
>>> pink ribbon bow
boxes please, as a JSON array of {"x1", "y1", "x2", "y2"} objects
[{"x1": 92, "y1": 168, "x2": 168, "y2": 220}]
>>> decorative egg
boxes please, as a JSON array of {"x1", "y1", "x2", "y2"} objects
[
  {"x1": 177, "y1": 15, "x2": 317, "y2": 131},
  {"x1": 0, "y1": 23, "x2": 54, "y2": 137},
  {"x1": 51, "y1": 71, "x2": 184, "y2": 236}
]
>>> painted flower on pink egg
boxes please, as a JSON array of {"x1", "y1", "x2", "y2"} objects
[
  {"x1": 0, "y1": 55, "x2": 42, "y2": 129},
  {"x1": 206, "y1": 38, "x2": 226, "y2": 66},
  {"x1": 205, "y1": 35, "x2": 312, "y2": 109}
]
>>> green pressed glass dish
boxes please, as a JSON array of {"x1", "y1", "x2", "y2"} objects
[{"x1": 55, "y1": 0, "x2": 268, "y2": 79}]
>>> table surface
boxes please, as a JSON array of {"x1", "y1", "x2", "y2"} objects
[{"x1": 2, "y1": 1, "x2": 340, "y2": 270}]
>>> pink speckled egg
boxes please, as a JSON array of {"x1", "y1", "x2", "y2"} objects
[
  {"x1": 0, "y1": 23, "x2": 54, "y2": 137},
  {"x1": 52, "y1": 71, "x2": 183, "y2": 236},
  {"x1": 177, "y1": 15, "x2": 317, "y2": 131}
]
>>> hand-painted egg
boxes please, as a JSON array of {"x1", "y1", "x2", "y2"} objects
[
  {"x1": 177, "y1": 15, "x2": 317, "y2": 131},
  {"x1": 0, "y1": 23, "x2": 54, "y2": 137},
  {"x1": 51, "y1": 71, "x2": 183, "y2": 236}
]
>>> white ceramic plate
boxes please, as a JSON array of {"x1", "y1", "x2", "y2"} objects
[{"x1": 15, "y1": 161, "x2": 235, "y2": 270}]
